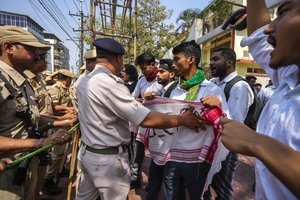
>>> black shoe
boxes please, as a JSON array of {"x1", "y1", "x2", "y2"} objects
[{"x1": 42, "y1": 178, "x2": 62, "y2": 196}]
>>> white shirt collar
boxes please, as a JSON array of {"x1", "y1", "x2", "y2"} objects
[
  {"x1": 93, "y1": 64, "x2": 124, "y2": 83},
  {"x1": 221, "y1": 71, "x2": 238, "y2": 84},
  {"x1": 164, "y1": 81, "x2": 175, "y2": 91}
]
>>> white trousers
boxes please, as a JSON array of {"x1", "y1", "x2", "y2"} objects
[{"x1": 75, "y1": 146, "x2": 130, "y2": 200}]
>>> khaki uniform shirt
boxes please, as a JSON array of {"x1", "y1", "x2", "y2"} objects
[
  {"x1": 77, "y1": 65, "x2": 150, "y2": 149},
  {"x1": 0, "y1": 61, "x2": 40, "y2": 158},
  {"x1": 24, "y1": 70, "x2": 54, "y2": 115},
  {"x1": 69, "y1": 70, "x2": 90, "y2": 110},
  {"x1": 48, "y1": 81, "x2": 70, "y2": 116}
]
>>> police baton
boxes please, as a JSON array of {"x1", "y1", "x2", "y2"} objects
[{"x1": 5, "y1": 122, "x2": 80, "y2": 168}]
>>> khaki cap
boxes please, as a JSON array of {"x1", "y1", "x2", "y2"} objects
[
  {"x1": 80, "y1": 65, "x2": 86, "y2": 70},
  {"x1": 84, "y1": 50, "x2": 97, "y2": 59},
  {"x1": 57, "y1": 69, "x2": 74, "y2": 78},
  {"x1": 50, "y1": 71, "x2": 59, "y2": 78},
  {"x1": 0, "y1": 26, "x2": 50, "y2": 49},
  {"x1": 45, "y1": 75, "x2": 52, "y2": 82}
]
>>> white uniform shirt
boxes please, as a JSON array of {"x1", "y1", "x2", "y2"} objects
[
  {"x1": 241, "y1": 26, "x2": 300, "y2": 200},
  {"x1": 132, "y1": 76, "x2": 163, "y2": 98},
  {"x1": 257, "y1": 85, "x2": 276, "y2": 105},
  {"x1": 77, "y1": 65, "x2": 150, "y2": 149},
  {"x1": 74, "y1": 69, "x2": 90, "y2": 89},
  {"x1": 210, "y1": 71, "x2": 254, "y2": 122}
]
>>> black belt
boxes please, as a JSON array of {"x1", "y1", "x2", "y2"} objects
[{"x1": 85, "y1": 144, "x2": 127, "y2": 155}]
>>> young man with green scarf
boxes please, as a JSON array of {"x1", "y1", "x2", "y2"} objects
[{"x1": 163, "y1": 40, "x2": 230, "y2": 200}]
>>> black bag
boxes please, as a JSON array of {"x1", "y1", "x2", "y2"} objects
[{"x1": 224, "y1": 76, "x2": 264, "y2": 130}]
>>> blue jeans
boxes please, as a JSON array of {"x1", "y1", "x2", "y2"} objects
[
  {"x1": 147, "y1": 159, "x2": 186, "y2": 200},
  {"x1": 163, "y1": 161, "x2": 211, "y2": 200}
]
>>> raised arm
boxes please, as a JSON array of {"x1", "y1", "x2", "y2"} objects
[
  {"x1": 247, "y1": 0, "x2": 271, "y2": 35},
  {"x1": 220, "y1": 117, "x2": 300, "y2": 198}
]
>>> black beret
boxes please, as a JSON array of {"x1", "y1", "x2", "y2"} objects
[
  {"x1": 93, "y1": 38, "x2": 125, "y2": 55},
  {"x1": 158, "y1": 64, "x2": 174, "y2": 72}
]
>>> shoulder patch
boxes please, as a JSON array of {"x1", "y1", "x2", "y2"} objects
[{"x1": 0, "y1": 81, "x2": 11, "y2": 103}]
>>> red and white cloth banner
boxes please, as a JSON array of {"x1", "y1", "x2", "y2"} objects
[{"x1": 136, "y1": 97, "x2": 229, "y2": 191}]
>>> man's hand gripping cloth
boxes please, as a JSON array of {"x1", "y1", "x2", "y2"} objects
[{"x1": 136, "y1": 96, "x2": 229, "y2": 192}]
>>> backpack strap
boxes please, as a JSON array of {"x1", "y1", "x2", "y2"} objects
[
  {"x1": 223, "y1": 76, "x2": 245, "y2": 101},
  {"x1": 163, "y1": 82, "x2": 178, "y2": 98}
]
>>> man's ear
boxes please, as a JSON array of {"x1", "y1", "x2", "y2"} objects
[
  {"x1": 188, "y1": 56, "x2": 195, "y2": 65},
  {"x1": 170, "y1": 72, "x2": 176, "y2": 79},
  {"x1": 116, "y1": 55, "x2": 122, "y2": 64},
  {"x1": 150, "y1": 62, "x2": 155, "y2": 68},
  {"x1": 226, "y1": 59, "x2": 234, "y2": 67},
  {"x1": 3, "y1": 42, "x2": 14, "y2": 54}
]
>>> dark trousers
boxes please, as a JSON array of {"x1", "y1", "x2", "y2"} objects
[
  {"x1": 131, "y1": 140, "x2": 145, "y2": 180},
  {"x1": 128, "y1": 132, "x2": 135, "y2": 163},
  {"x1": 147, "y1": 159, "x2": 186, "y2": 200},
  {"x1": 163, "y1": 161, "x2": 211, "y2": 200},
  {"x1": 204, "y1": 152, "x2": 238, "y2": 200}
]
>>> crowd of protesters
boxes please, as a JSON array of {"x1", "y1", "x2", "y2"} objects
[{"x1": 1, "y1": 0, "x2": 300, "y2": 199}]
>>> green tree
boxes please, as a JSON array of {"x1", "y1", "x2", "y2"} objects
[
  {"x1": 175, "y1": 8, "x2": 202, "y2": 33},
  {"x1": 209, "y1": 0, "x2": 233, "y2": 28},
  {"x1": 135, "y1": 0, "x2": 177, "y2": 59},
  {"x1": 83, "y1": 0, "x2": 177, "y2": 62}
]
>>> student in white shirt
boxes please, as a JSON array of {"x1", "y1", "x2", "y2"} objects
[
  {"x1": 163, "y1": 40, "x2": 230, "y2": 200},
  {"x1": 220, "y1": 0, "x2": 300, "y2": 199},
  {"x1": 206, "y1": 47, "x2": 254, "y2": 200},
  {"x1": 131, "y1": 52, "x2": 163, "y2": 188}
]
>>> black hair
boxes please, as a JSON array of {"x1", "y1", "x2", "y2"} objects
[
  {"x1": 212, "y1": 47, "x2": 237, "y2": 67},
  {"x1": 255, "y1": 83, "x2": 262, "y2": 87},
  {"x1": 135, "y1": 52, "x2": 155, "y2": 66},
  {"x1": 124, "y1": 64, "x2": 138, "y2": 82},
  {"x1": 159, "y1": 59, "x2": 173, "y2": 67},
  {"x1": 172, "y1": 40, "x2": 201, "y2": 66},
  {"x1": 57, "y1": 73, "x2": 69, "y2": 80},
  {"x1": 246, "y1": 75, "x2": 257, "y2": 81},
  {"x1": 96, "y1": 48, "x2": 119, "y2": 59}
]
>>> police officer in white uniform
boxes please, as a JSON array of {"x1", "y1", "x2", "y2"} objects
[{"x1": 76, "y1": 38, "x2": 203, "y2": 200}]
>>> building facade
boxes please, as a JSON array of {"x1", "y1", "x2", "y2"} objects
[
  {"x1": 0, "y1": 10, "x2": 70, "y2": 72},
  {"x1": 44, "y1": 33, "x2": 70, "y2": 72},
  {"x1": 0, "y1": 10, "x2": 44, "y2": 41},
  {"x1": 196, "y1": 0, "x2": 279, "y2": 87}
]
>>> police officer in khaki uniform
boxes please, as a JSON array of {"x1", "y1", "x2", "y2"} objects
[
  {"x1": 48, "y1": 69, "x2": 74, "y2": 115},
  {"x1": 43, "y1": 69, "x2": 75, "y2": 195},
  {"x1": 24, "y1": 50, "x2": 77, "y2": 199},
  {"x1": 76, "y1": 38, "x2": 203, "y2": 200},
  {"x1": 0, "y1": 26, "x2": 70, "y2": 200}
]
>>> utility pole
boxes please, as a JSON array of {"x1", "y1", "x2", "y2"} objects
[
  {"x1": 80, "y1": 0, "x2": 84, "y2": 67},
  {"x1": 70, "y1": 0, "x2": 88, "y2": 68},
  {"x1": 134, "y1": 0, "x2": 138, "y2": 61},
  {"x1": 90, "y1": 0, "x2": 95, "y2": 49}
]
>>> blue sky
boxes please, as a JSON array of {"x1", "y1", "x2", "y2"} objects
[{"x1": 1, "y1": 0, "x2": 211, "y2": 71}]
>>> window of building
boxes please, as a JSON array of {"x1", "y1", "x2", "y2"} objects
[
  {"x1": 6, "y1": 15, "x2": 11, "y2": 25},
  {"x1": 20, "y1": 17, "x2": 25, "y2": 27},
  {"x1": 11, "y1": 15, "x2": 16, "y2": 26}
]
